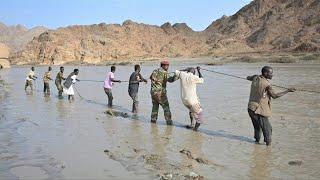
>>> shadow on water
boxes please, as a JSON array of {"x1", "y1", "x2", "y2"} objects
[{"x1": 83, "y1": 97, "x2": 255, "y2": 144}]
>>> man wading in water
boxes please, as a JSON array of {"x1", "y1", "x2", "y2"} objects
[
  {"x1": 175, "y1": 67, "x2": 204, "y2": 131},
  {"x1": 247, "y1": 66, "x2": 296, "y2": 146},
  {"x1": 104, "y1": 66, "x2": 121, "y2": 107},
  {"x1": 43, "y1": 66, "x2": 52, "y2": 95},
  {"x1": 63, "y1": 69, "x2": 80, "y2": 102},
  {"x1": 150, "y1": 60, "x2": 178, "y2": 125},
  {"x1": 128, "y1": 65, "x2": 147, "y2": 113},
  {"x1": 25, "y1": 67, "x2": 37, "y2": 91},
  {"x1": 55, "y1": 66, "x2": 66, "y2": 98}
]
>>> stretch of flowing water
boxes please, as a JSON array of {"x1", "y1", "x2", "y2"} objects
[{"x1": 0, "y1": 63, "x2": 319, "y2": 179}]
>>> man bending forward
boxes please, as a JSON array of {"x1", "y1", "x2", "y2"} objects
[{"x1": 175, "y1": 67, "x2": 204, "y2": 131}]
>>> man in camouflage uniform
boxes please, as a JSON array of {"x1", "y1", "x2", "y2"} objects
[{"x1": 150, "y1": 60, "x2": 179, "y2": 125}]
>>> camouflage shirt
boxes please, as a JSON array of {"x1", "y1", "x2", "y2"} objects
[
  {"x1": 43, "y1": 71, "x2": 51, "y2": 83},
  {"x1": 55, "y1": 72, "x2": 64, "y2": 83},
  {"x1": 150, "y1": 68, "x2": 178, "y2": 94}
]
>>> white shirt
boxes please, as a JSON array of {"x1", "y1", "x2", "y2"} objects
[
  {"x1": 26, "y1": 70, "x2": 35, "y2": 81},
  {"x1": 175, "y1": 70, "x2": 204, "y2": 106}
]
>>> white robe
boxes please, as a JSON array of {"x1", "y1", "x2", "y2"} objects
[{"x1": 63, "y1": 75, "x2": 77, "y2": 95}]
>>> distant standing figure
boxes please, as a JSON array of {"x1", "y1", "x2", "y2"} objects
[
  {"x1": 175, "y1": 67, "x2": 204, "y2": 131},
  {"x1": 128, "y1": 65, "x2": 147, "y2": 113},
  {"x1": 247, "y1": 66, "x2": 296, "y2": 146},
  {"x1": 43, "y1": 66, "x2": 52, "y2": 95},
  {"x1": 150, "y1": 60, "x2": 178, "y2": 125},
  {"x1": 25, "y1": 67, "x2": 37, "y2": 91},
  {"x1": 104, "y1": 66, "x2": 121, "y2": 107},
  {"x1": 63, "y1": 69, "x2": 80, "y2": 101},
  {"x1": 55, "y1": 66, "x2": 66, "y2": 97}
]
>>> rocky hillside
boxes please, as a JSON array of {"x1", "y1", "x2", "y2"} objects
[
  {"x1": 11, "y1": 0, "x2": 320, "y2": 65},
  {"x1": 11, "y1": 21, "x2": 210, "y2": 65},
  {"x1": 0, "y1": 43, "x2": 10, "y2": 68},
  {"x1": 0, "y1": 23, "x2": 47, "y2": 52},
  {"x1": 205, "y1": 0, "x2": 320, "y2": 53}
]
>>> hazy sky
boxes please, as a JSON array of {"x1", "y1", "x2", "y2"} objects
[{"x1": 0, "y1": 0, "x2": 252, "y2": 31}]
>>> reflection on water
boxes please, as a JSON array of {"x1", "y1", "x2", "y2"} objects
[
  {"x1": 0, "y1": 63, "x2": 319, "y2": 179},
  {"x1": 249, "y1": 146, "x2": 271, "y2": 180}
]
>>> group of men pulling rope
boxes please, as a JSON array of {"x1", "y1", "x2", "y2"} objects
[{"x1": 24, "y1": 60, "x2": 297, "y2": 146}]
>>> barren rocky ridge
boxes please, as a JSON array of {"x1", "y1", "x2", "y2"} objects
[{"x1": 2, "y1": 0, "x2": 320, "y2": 65}]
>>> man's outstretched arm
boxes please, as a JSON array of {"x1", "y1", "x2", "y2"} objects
[
  {"x1": 266, "y1": 85, "x2": 296, "y2": 99},
  {"x1": 111, "y1": 78, "x2": 121, "y2": 83}
]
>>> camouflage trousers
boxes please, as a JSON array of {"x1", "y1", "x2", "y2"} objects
[{"x1": 151, "y1": 92, "x2": 172, "y2": 124}]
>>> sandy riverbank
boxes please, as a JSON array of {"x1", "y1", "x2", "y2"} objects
[{"x1": 7, "y1": 53, "x2": 320, "y2": 67}]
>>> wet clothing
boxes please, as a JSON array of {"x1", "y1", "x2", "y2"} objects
[
  {"x1": 25, "y1": 80, "x2": 33, "y2": 90},
  {"x1": 186, "y1": 103, "x2": 203, "y2": 124},
  {"x1": 128, "y1": 72, "x2": 144, "y2": 97},
  {"x1": 248, "y1": 75, "x2": 273, "y2": 144},
  {"x1": 104, "y1": 72, "x2": 114, "y2": 89},
  {"x1": 25, "y1": 70, "x2": 35, "y2": 90},
  {"x1": 151, "y1": 92, "x2": 171, "y2": 123},
  {"x1": 175, "y1": 70, "x2": 204, "y2": 124},
  {"x1": 104, "y1": 71, "x2": 116, "y2": 107},
  {"x1": 43, "y1": 71, "x2": 51, "y2": 94},
  {"x1": 248, "y1": 75, "x2": 272, "y2": 117},
  {"x1": 104, "y1": 88, "x2": 113, "y2": 107},
  {"x1": 128, "y1": 71, "x2": 146, "y2": 113},
  {"x1": 130, "y1": 95, "x2": 138, "y2": 113},
  {"x1": 150, "y1": 68, "x2": 178, "y2": 123},
  {"x1": 248, "y1": 109, "x2": 272, "y2": 144},
  {"x1": 175, "y1": 70, "x2": 204, "y2": 105},
  {"x1": 43, "y1": 82, "x2": 50, "y2": 94},
  {"x1": 63, "y1": 73, "x2": 77, "y2": 95},
  {"x1": 55, "y1": 72, "x2": 64, "y2": 96}
]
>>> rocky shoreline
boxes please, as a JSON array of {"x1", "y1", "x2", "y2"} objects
[{"x1": 8, "y1": 53, "x2": 320, "y2": 67}]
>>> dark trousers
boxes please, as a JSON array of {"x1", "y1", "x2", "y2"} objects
[
  {"x1": 43, "y1": 82, "x2": 50, "y2": 94},
  {"x1": 104, "y1": 88, "x2": 113, "y2": 107},
  {"x1": 248, "y1": 109, "x2": 272, "y2": 143},
  {"x1": 129, "y1": 93, "x2": 138, "y2": 113}
]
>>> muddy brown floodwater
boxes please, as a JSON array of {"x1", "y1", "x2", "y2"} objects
[{"x1": 0, "y1": 62, "x2": 319, "y2": 179}]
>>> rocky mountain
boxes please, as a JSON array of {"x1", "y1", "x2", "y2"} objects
[
  {"x1": 10, "y1": 0, "x2": 320, "y2": 65},
  {"x1": 11, "y1": 21, "x2": 210, "y2": 65},
  {"x1": 204, "y1": 0, "x2": 320, "y2": 53},
  {"x1": 0, "y1": 43, "x2": 9, "y2": 58},
  {"x1": 0, "y1": 43, "x2": 10, "y2": 68},
  {"x1": 0, "y1": 23, "x2": 48, "y2": 52}
]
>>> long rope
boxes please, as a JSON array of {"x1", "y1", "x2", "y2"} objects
[
  {"x1": 78, "y1": 71, "x2": 176, "y2": 83},
  {"x1": 79, "y1": 79, "x2": 129, "y2": 82},
  {"x1": 200, "y1": 68, "x2": 320, "y2": 94},
  {"x1": 79, "y1": 80, "x2": 104, "y2": 82},
  {"x1": 73, "y1": 85, "x2": 84, "y2": 99}
]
